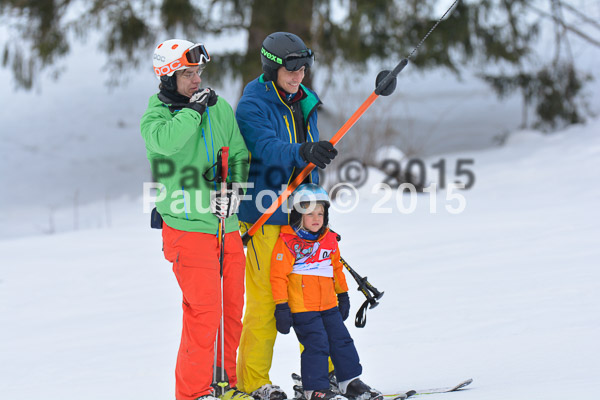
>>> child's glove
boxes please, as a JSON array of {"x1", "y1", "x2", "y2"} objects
[
  {"x1": 274, "y1": 302, "x2": 292, "y2": 334},
  {"x1": 337, "y1": 292, "x2": 350, "y2": 321}
]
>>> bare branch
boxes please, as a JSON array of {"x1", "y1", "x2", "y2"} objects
[
  {"x1": 525, "y1": 2, "x2": 600, "y2": 47},
  {"x1": 558, "y1": 0, "x2": 600, "y2": 32}
]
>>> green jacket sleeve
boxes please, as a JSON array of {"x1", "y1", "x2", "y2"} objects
[{"x1": 140, "y1": 100, "x2": 202, "y2": 156}]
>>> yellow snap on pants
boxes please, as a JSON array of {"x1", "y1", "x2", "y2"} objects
[{"x1": 237, "y1": 223, "x2": 333, "y2": 394}]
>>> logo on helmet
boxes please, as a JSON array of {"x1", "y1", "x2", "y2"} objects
[
  {"x1": 154, "y1": 60, "x2": 183, "y2": 77},
  {"x1": 153, "y1": 53, "x2": 166, "y2": 63},
  {"x1": 261, "y1": 47, "x2": 283, "y2": 65}
]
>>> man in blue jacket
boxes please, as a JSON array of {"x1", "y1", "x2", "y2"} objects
[{"x1": 235, "y1": 32, "x2": 338, "y2": 400}]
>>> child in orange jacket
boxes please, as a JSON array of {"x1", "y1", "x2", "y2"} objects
[{"x1": 270, "y1": 184, "x2": 382, "y2": 400}]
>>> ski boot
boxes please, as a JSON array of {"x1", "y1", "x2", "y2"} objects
[
  {"x1": 197, "y1": 395, "x2": 220, "y2": 400},
  {"x1": 251, "y1": 384, "x2": 288, "y2": 400},
  {"x1": 221, "y1": 388, "x2": 256, "y2": 400},
  {"x1": 305, "y1": 388, "x2": 347, "y2": 400},
  {"x1": 340, "y1": 379, "x2": 382, "y2": 400},
  {"x1": 292, "y1": 371, "x2": 339, "y2": 399}
]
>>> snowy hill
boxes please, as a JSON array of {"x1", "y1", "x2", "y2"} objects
[{"x1": 1, "y1": 119, "x2": 599, "y2": 399}]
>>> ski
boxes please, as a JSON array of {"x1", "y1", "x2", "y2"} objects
[
  {"x1": 292, "y1": 373, "x2": 472, "y2": 399},
  {"x1": 382, "y1": 378, "x2": 473, "y2": 397},
  {"x1": 292, "y1": 373, "x2": 414, "y2": 400},
  {"x1": 384, "y1": 392, "x2": 415, "y2": 400},
  {"x1": 293, "y1": 388, "x2": 411, "y2": 400}
]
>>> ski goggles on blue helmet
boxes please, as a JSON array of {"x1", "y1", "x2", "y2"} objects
[{"x1": 262, "y1": 47, "x2": 314, "y2": 71}]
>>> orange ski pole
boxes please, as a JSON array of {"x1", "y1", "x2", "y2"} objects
[{"x1": 241, "y1": 59, "x2": 408, "y2": 245}]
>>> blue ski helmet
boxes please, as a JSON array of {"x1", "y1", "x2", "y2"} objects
[{"x1": 289, "y1": 183, "x2": 330, "y2": 230}]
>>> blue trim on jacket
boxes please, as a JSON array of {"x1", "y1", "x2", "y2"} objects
[{"x1": 236, "y1": 75, "x2": 321, "y2": 225}]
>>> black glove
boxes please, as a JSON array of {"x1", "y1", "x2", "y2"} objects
[
  {"x1": 299, "y1": 141, "x2": 338, "y2": 169},
  {"x1": 186, "y1": 88, "x2": 218, "y2": 115},
  {"x1": 274, "y1": 302, "x2": 293, "y2": 334},
  {"x1": 210, "y1": 186, "x2": 243, "y2": 220},
  {"x1": 337, "y1": 292, "x2": 350, "y2": 321}
]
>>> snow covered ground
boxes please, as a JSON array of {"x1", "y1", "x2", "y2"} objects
[{"x1": 1, "y1": 118, "x2": 599, "y2": 399}]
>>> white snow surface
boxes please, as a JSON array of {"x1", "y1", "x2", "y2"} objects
[{"x1": 1, "y1": 118, "x2": 599, "y2": 399}]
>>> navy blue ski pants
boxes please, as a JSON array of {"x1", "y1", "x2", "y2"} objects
[{"x1": 292, "y1": 306, "x2": 362, "y2": 390}]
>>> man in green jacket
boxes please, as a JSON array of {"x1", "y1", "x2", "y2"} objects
[{"x1": 140, "y1": 38, "x2": 250, "y2": 400}]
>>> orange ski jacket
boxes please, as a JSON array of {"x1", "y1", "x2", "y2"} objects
[{"x1": 270, "y1": 226, "x2": 349, "y2": 313}]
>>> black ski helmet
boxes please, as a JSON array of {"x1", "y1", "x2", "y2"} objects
[{"x1": 261, "y1": 32, "x2": 314, "y2": 82}]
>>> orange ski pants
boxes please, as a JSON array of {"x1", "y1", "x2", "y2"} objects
[{"x1": 163, "y1": 223, "x2": 246, "y2": 400}]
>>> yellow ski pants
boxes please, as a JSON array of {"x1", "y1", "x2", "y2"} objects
[
  {"x1": 237, "y1": 223, "x2": 333, "y2": 394},
  {"x1": 236, "y1": 223, "x2": 281, "y2": 393}
]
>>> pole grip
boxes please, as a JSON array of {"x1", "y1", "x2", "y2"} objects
[
  {"x1": 341, "y1": 257, "x2": 378, "y2": 303},
  {"x1": 220, "y1": 147, "x2": 229, "y2": 185}
]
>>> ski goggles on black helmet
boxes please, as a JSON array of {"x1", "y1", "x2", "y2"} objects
[{"x1": 262, "y1": 47, "x2": 314, "y2": 71}]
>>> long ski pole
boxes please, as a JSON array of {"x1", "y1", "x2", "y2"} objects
[
  {"x1": 241, "y1": 69, "x2": 404, "y2": 245},
  {"x1": 241, "y1": 0, "x2": 460, "y2": 246},
  {"x1": 213, "y1": 147, "x2": 229, "y2": 396}
]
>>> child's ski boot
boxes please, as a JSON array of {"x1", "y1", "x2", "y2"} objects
[
  {"x1": 340, "y1": 378, "x2": 383, "y2": 400},
  {"x1": 305, "y1": 389, "x2": 347, "y2": 400},
  {"x1": 292, "y1": 371, "x2": 339, "y2": 399}
]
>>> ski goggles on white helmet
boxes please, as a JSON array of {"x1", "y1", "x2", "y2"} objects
[
  {"x1": 262, "y1": 47, "x2": 314, "y2": 71},
  {"x1": 154, "y1": 43, "x2": 211, "y2": 77},
  {"x1": 185, "y1": 43, "x2": 210, "y2": 65}
]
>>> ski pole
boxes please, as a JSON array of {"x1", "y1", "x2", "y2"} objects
[
  {"x1": 335, "y1": 232, "x2": 384, "y2": 303},
  {"x1": 333, "y1": 231, "x2": 384, "y2": 327},
  {"x1": 218, "y1": 147, "x2": 229, "y2": 273},
  {"x1": 241, "y1": 0, "x2": 460, "y2": 246},
  {"x1": 213, "y1": 147, "x2": 229, "y2": 396},
  {"x1": 340, "y1": 256, "x2": 384, "y2": 306},
  {"x1": 339, "y1": 256, "x2": 383, "y2": 328}
]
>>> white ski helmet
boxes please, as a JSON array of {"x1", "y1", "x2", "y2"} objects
[{"x1": 152, "y1": 39, "x2": 210, "y2": 80}]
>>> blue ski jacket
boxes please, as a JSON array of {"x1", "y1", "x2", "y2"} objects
[{"x1": 236, "y1": 74, "x2": 321, "y2": 225}]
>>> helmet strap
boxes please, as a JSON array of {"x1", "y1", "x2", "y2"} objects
[
  {"x1": 160, "y1": 75, "x2": 177, "y2": 92},
  {"x1": 262, "y1": 64, "x2": 278, "y2": 82}
]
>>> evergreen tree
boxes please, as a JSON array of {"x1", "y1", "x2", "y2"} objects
[{"x1": 1, "y1": 0, "x2": 597, "y2": 130}]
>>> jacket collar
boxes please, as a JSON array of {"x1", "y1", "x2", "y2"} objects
[
  {"x1": 281, "y1": 225, "x2": 330, "y2": 241},
  {"x1": 250, "y1": 75, "x2": 322, "y2": 123},
  {"x1": 158, "y1": 88, "x2": 190, "y2": 105}
]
